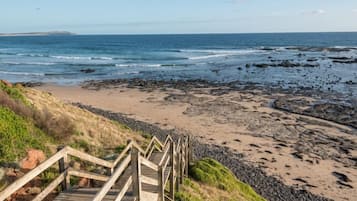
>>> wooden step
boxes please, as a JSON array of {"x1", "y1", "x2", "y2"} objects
[
  {"x1": 53, "y1": 188, "x2": 134, "y2": 201},
  {"x1": 149, "y1": 152, "x2": 165, "y2": 164}
]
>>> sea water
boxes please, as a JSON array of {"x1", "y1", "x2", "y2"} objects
[{"x1": 0, "y1": 33, "x2": 356, "y2": 96}]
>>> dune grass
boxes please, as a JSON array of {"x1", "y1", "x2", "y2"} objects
[{"x1": 175, "y1": 158, "x2": 266, "y2": 201}]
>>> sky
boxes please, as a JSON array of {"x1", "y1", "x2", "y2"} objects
[{"x1": 0, "y1": 0, "x2": 357, "y2": 34}]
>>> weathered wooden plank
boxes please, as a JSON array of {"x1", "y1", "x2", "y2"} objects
[
  {"x1": 140, "y1": 156, "x2": 159, "y2": 171},
  {"x1": 58, "y1": 147, "x2": 68, "y2": 191},
  {"x1": 113, "y1": 141, "x2": 133, "y2": 167},
  {"x1": 158, "y1": 166, "x2": 165, "y2": 201},
  {"x1": 131, "y1": 148, "x2": 142, "y2": 201},
  {"x1": 68, "y1": 169, "x2": 109, "y2": 182},
  {"x1": 141, "y1": 175, "x2": 158, "y2": 186},
  {"x1": 93, "y1": 154, "x2": 131, "y2": 201},
  {"x1": 0, "y1": 147, "x2": 67, "y2": 201},
  {"x1": 115, "y1": 176, "x2": 132, "y2": 201},
  {"x1": 33, "y1": 172, "x2": 65, "y2": 201},
  {"x1": 152, "y1": 136, "x2": 164, "y2": 148},
  {"x1": 162, "y1": 156, "x2": 170, "y2": 172},
  {"x1": 132, "y1": 141, "x2": 146, "y2": 155},
  {"x1": 159, "y1": 144, "x2": 170, "y2": 166},
  {"x1": 163, "y1": 168, "x2": 172, "y2": 187},
  {"x1": 55, "y1": 188, "x2": 135, "y2": 201},
  {"x1": 169, "y1": 142, "x2": 175, "y2": 199},
  {"x1": 67, "y1": 147, "x2": 112, "y2": 168}
]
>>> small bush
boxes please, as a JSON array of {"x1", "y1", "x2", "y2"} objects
[
  {"x1": 0, "y1": 81, "x2": 28, "y2": 104},
  {"x1": 0, "y1": 90, "x2": 33, "y2": 118},
  {"x1": 0, "y1": 84, "x2": 76, "y2": 143},
  {"x1": 189, "y1": 158, "x2": 266, "y2": 201},
  {"x1": 34, "y1": 107, "x2": 76, "y2": 141},
  {"x1": 0, "y1": 106, "x2": 49, "y2": 163}
]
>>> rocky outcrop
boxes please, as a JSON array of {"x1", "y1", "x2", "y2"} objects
[{"x1": 19, "y1": 149, "x2": 46, "y2": 171}]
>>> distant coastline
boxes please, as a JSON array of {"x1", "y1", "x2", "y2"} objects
[{"x1": 0, "y1": 31, "x2": 75, "y2": 37}]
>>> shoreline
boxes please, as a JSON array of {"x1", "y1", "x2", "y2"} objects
[
  {"x1": 76, "y1": 103, "x2": 331, "y2": 201},
  {"x1": 34, "y1": 79, "x2": 356, "y2": 201}
]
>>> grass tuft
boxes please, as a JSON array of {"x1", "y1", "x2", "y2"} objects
[{"x1": 188, "y1": 158, "x2": 266, "y2": 201}]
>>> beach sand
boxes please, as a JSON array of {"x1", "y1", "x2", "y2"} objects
[{"x1": 36, "y1": 82, "x2": 356, "y2": 201}]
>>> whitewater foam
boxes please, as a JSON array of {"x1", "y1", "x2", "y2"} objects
[
  {"x1": 2, "y1": 61, "x2": 56, "y2": 66},
  {"x1": 0, "y1": 71, "x2": 44, "y2": 76}
]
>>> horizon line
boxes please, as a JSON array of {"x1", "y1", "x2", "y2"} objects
[{"x1": 1, "y1": 30, "x2": 357, "y2": 36}]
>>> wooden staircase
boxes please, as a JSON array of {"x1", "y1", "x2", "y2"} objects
[{"x1": 0, "y1": 135, "x2": 191, "y2": 201}]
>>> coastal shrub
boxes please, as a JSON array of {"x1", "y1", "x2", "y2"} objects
[
  {"x1": 189, "y1": 158, "x2": 266, "y2": 201},
  {"x1": 0, "y1": 90, "x2": 33, "y2": 118},
  {"x1": 0, "y1": 85, "x2": 76, "y2": 142},
  {"x1": 0, "y1": 81, "x2": 28, "y2": 104},
  {"x1": 0, "y1": 106, "x2": 49, "y2": 163},
  {"x1": 34, "y1": 107, "x2": 76, "y2": 141}
]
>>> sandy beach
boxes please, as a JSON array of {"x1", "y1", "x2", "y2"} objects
[{"x1": 35, "y1": 80, "x2": 356, "y2": 201}]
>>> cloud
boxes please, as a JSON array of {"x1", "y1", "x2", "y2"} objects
[
  {"x1": 301, "y1": 9, "x2": 326, "y2": 15},
  {"x1": 353, "y1": 9, "x2": 357, "y2": 13}
]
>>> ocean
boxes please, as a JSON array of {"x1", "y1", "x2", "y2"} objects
[{"x1": 0, "y1": 32, "x2": 356, "y2": 96}]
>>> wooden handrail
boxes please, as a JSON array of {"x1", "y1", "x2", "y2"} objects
[
  {"x1": 33, "y1": 172, "x2": 65, "y2": 201},
  {"x1": 113, "y1": 141, "x2": 133, "y2": 167},
  {"x1": 0, "y1": 135, "x2": 192, "y2": 201},
  {"x1": 93, "y1": 154, "x2": 131, "y2": 201},
  {"x1": 140, "y1": 156, "x2": 159, "y2": 171},
  {"x1": 66, "y1": 146, "x2": 113, "y2": 168},
  {"x1": 159, "y1": 143, "x2": 171, "y2": 166},
  {"x1": 0, "y1": 147, "x2": 67, "y2": 200}
]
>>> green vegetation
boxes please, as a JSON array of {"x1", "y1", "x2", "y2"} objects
[
  {"x1": 0, "y1": 82, "x2": 28, "y2": 104},
  {"x1": 175, "y1": 179, "x2": 203, "y2": 201},
  {"x1": 114, "y1": 144, "x2": 127, "y2": 153},
  {"x1": 0, "y1": 106, "x2": 50, "y2": 163},
  {"x1": 175, "y1": 158, "x2": 266, "y2": 201},
  {"x1": 40, "y1": 167, "x2": 59, "y2": 186},
  {"x1": 70, "y1": 139, "x2": 91, "y2": 152}
]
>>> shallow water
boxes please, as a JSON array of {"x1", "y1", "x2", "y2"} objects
[{"x1": 0, "y1": 33, "x2": 356, "y2": 97}]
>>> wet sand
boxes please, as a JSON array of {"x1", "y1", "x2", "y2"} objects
[{"x1": 35, "y1": 81, "x2": 356, "y2": 201}]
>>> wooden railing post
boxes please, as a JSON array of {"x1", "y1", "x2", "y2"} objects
[
  {"x1": 158, "y1": 165, "x2": 165, "y2": 201},
  {"x1": 169, "y1": 140, "x2": 175, "y2": 199},
  {"x1": 185, "y1": 136, "x2": 189, "y2": 177},
  {"x1": 176, "y1": 144, "x2": 181, "y2": 192},
  {"x1": 131, "y1": 147, "x2": 142, "y2": 201},
  {"x1": 180, "y1": 140, "x2": 184, "y2": 184},
  {"x1": 57, "y1": 146, "x2": 68, "y2": 191}
]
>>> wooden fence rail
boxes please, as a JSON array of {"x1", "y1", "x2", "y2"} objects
[{"x1": 0, "y1": 135, "x2": 191, "y2": 201}]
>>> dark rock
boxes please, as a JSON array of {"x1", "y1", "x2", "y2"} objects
[
  {"x1": 328, "y1": 56, "x2": 351, "y2": 60},
  {"x1": 253, "y1": 63, "x2": 269, "y2": 68},
  {"x1": 332, "y1": 171, "x2": 352, "y2": 183},
  {"x1": 337, "y1": 181, "x2": 353, "y2": 188},
  {"x1": 80, "y1": 68, "x2": 96, "y2": 73},
  {"x1": 332, "y1": 58, "x2": 357, "y2": 64},
  {"x1": 294, "y1": 178, "x2": 308, "y2": 183},
  {"x1": 291, "y1": 152, "x2": 304, "y2": 160},
  {"x1": 249, "y1": 143, "x2": 261, "y2": 148},
  {"x1": 233, "y1": 139, "x2": 241, "y2": 142},
  {"x1": 345, "y1": 80, "x2": 356, "y2": 85}
]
